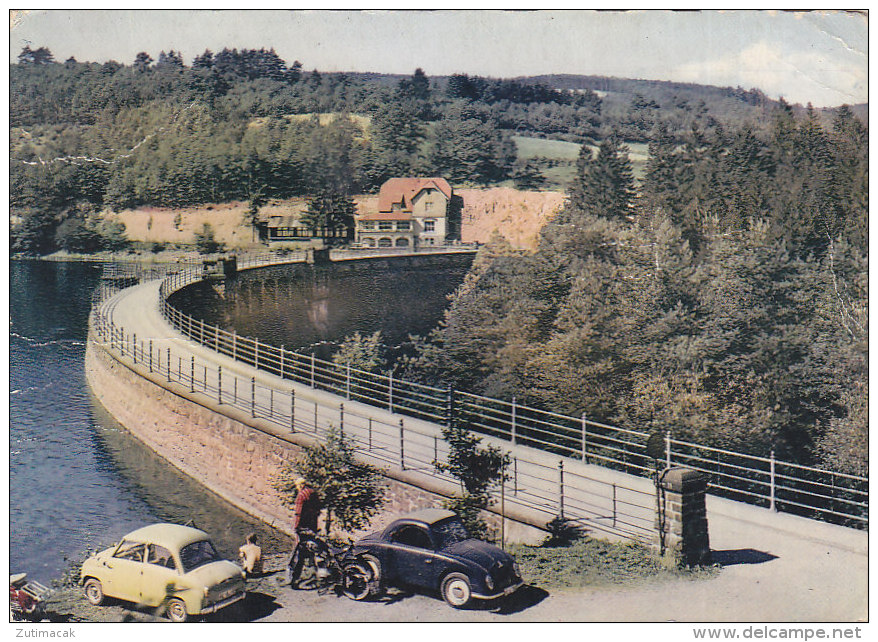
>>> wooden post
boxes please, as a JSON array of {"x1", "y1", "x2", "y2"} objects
[
  {"x1": 251, "y1": 377, "x2": 256, "y2": 418},
  {"x1": 217, "y1": 366, "x2": 222, "y2": 405},
  {"x1": 190, "y1": 356, "x2": 195, "y2": 393},
  {"x1": 148, "y1": 339, "x2": 153, "y2": 373},
  {"x1": 166, "y1": 347, "x2": 171, "y2": 382}
]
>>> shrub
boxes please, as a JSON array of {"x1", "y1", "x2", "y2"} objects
[{"x1": 194, "y1": 223, "x2": 223, "y2": 254}]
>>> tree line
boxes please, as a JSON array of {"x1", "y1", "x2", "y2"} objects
[{"x1": 404, "y1": 103, "x2": 867, "y2": 475}]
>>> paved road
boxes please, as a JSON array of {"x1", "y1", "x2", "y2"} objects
[{"x1": 96, "y1": 277, "x2": 869, "y2": 623}]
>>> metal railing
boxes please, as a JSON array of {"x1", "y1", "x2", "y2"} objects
[
  {"x1": 97, "y1": 250, "x2": 867, "y2": 536},
  {"x1": 91, "y1": 291, "x2": 654, "y2": 543}
]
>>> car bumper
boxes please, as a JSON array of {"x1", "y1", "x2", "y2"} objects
[
  {"x1": 472, "y1": 579, "x2": 524, "y2": 600},
  {"x1": 200, "y1": 591, "x2": 246, "y2": 614}
]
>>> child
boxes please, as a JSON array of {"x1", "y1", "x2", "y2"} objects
[{"x1": 238, "y1": 533, "x2": 263, "y2": 577}]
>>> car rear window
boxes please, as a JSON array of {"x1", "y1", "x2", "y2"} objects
[
  {"x1": 179, "y1": 539, "x2": 221, "y2": 572},
  {"x1": 432, "y1": 518, "x2": 469, "y2": 549}
]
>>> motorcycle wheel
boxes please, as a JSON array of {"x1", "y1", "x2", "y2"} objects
[{"x1": 341, "y1": 562, "x2": 373, "y2": 601}]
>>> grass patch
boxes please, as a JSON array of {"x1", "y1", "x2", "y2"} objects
[
  {"x1": 513, "y1": 135, "x2": 582, "y2": 161},
  {"x1": 510, "y1": 536, "x2": 718, "y2": 590}
]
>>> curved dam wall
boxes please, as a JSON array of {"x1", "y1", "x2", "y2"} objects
[{"x1": 86, "y1": 253, "x2": 546, "y2": 544}]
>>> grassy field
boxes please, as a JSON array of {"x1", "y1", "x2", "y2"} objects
[{"x1": 512, "y1": 135, "x2": 651, "y2": 188}]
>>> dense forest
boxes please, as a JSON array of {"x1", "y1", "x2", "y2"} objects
[
  {"x1": 9, "y1": 46, "x2": 868, "y2": 475},
  {"x1": 10, "y1": 45, "x2": 848, "y2": 252},
  {"x1": 406, "y1": 104, "x2": 868, "y2": 475}
]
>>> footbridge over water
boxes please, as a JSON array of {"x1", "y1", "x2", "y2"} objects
[{"x1": 86, "y1": 248, "x2": 867, "y2": 555}]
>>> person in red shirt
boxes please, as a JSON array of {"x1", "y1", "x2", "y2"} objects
[{"x1": 285, "y1": 478, "x2": 323, "y2": 587}]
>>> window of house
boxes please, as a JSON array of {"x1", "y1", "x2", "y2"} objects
[
  {"x1": 424, "y1": 201, "x2": 433, "y2": 211},
  {"x1": 395, "y1": 238, "x2": 409, "y2": 247},
  {"x1": 360, "y1": 221, "x2": 375, "y2": 230},
  {"x1": 396, "y1": 221, "x2": 411, "y2": 231},
  {"x1": 424, "y1": 219, "x2": 436, "y2": 233},
  {"x1": 379, "y1": 221, "x2": 393, "y2": 231},
  {"x1": 378, "y1": 237, "x2": 393, "y2": 247}
]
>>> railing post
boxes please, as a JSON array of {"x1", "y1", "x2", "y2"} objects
[
  {"x1": 511, "y1": 396, "x2": 517, "y2": 445},
  {"x1": 665, "y1": 430, "x2": 672, "y2": 469},
  {"x1": 513, "y1": 457, "x2": 518, "y2": 496},
  {"x1": 434, "y1": 435, "x2": 439, "y2": 465},
  {"x1": 254, "y1": 338, "x2": 260, "y2": 370},
  {"x1": 445, "y1": 387, "x2": 454, "y2": 428},
  {"x1": 769, "y1": 450, "x2": 777, "y2": 512},
  {"x1": 148, "y1": 339, "x2": 153, "y2": 373},
  {"x1": 368, "y1": 417, "x2": 373, "y2": 450},
  {"x1": 233, "y1": 377, "x2": 237, "y2": 405},
  {"x1": 388, "y1": 370, "x2": 394, "y2": 413},
  {"x1": 612, "y1": 483, "x2": 617, "y2": 527},
  {"x1": 132, "y1": 333, "x2": 137, "y2": 363},
  {"x1": 190, "y1": 356, "x2": 195, "y2": 393},
  {"x1": 581, "y1": 412, "x2": 588, "y2": 463},
  {"x1": 558, "y1": 460, "x2": 565, "y2": 518},
  {"x1": 203, "y1": 365, "x2": 207, "y2": 391},
  {"x1": 290, "y1": 389, "x2": 296, "y2": 433},
  {"x1": 269, "y1": 388, "x2": 274, "y2": 417},
  {"x1": 280, "y1": 345, "x2": 285, "y2": 379},
  {"x1": 166, "y1": 347, "x2": 171, "y2": 382},
  {"x1": 217, "y1": 366, "x2": 222, "y2": 405},
  {"x1": 346, "y1": 363, "x2": 351, "y2": 400},
  {"x1": 251, "y1": 377, "x2": 256, "y2": 418},
  {"x1": 314, "y1": 401, "x2": 319, "y2": 432},
  {"x1": 339, "y1": 403, "x2": 345, "y2": 436},
  {"x1": 232, "y1": 331, "x2": 237, "y2": 361},
  {"x1": 399, "y1": 419, "x2": 405, "y2": 470},
  {"x1": 311, "y1": 353, "x2": 316, "y2": 388}
]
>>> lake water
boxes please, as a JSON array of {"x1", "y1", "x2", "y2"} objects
[
  {"x1": 10, "y1": 261, "x2": 287, "y2": 584},
  {"x1": 9, "y1": 258, "x2": 468, "y2": 584}
]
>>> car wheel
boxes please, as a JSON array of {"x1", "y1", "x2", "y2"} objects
[
  {"x1": 441, "y1": 573, "x2": 473, "y2": 609},
  {"x1": 342, "y1": 562, "x2": 373, "y2": 600},
  {"x1": 83, "y1": 578, "x2": 104, "y2": 606},
  {"x1": 361, "y1": 554, "x2": 385, "y2": 599},
  {"x1": 166, "y1": 598, "x2": 188, "y2": 623}
]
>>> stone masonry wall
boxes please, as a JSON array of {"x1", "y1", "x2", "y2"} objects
[{"x1": 85, "y1": 338, "x2": 532, "y2": 540}]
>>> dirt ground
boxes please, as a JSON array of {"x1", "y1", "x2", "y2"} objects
[{"x1": 103, "y1": 188, "x2": 565, "y2": 252}]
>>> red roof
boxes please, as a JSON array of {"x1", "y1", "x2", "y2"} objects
[{"x1": 376, "y1": 177, "x2": 452, "y2": 213}]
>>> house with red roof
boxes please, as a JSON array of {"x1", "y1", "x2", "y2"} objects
[{"x1": 355, "y1": 177, "x2": 454, "y2": 248}]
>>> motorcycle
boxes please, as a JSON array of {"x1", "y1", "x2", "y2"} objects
[
  {"x1": 283, "y1": 531, "x2": 376, "y2": 600},
  {"x1": 10, "y1": 573, "x2": 51, "y2": 622}
]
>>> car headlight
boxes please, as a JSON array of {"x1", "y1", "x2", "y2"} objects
[{"x1": 485, "y1": 574, "x2": 494, "y2": 590}]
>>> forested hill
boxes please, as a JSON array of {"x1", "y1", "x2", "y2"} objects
[{"x1": 9, "y1": 46, "x2": 868, "y2": 479}]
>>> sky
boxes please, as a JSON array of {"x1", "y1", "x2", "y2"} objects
[{"x1": 8, "y1": 8, "x2": 868, "y2": 108}]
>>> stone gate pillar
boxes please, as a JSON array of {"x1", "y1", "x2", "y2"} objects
[{"x1": 655, "y1": 467, "x2": 712, "y2": 567}]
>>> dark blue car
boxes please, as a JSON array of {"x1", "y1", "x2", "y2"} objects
[{"x1": 340, "y1": 509, "x2": 523, "y2": 608}]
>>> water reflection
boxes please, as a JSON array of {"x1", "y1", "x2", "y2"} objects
[{"x1": 171, "y1": 259, "x2": 472, "y2": 355}]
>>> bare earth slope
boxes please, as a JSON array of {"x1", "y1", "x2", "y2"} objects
[
  {"x1": 459, "y1": 188, "x2": 566, "y2": 250},
  {"x1": 104, "y1": 189, "x2": 565, "y2": 252}
]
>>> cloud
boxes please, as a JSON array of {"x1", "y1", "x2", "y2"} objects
[{"x1": 670, "y1": 41, "x2": 866, "y2": 107}]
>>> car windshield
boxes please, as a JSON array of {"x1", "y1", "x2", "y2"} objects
[
  {"x1": 179, "y1": 539, "x2": 221, "y2": 572},
  {"x1": 432, "y1": 518, "x2": 470, "y2": 549}
]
